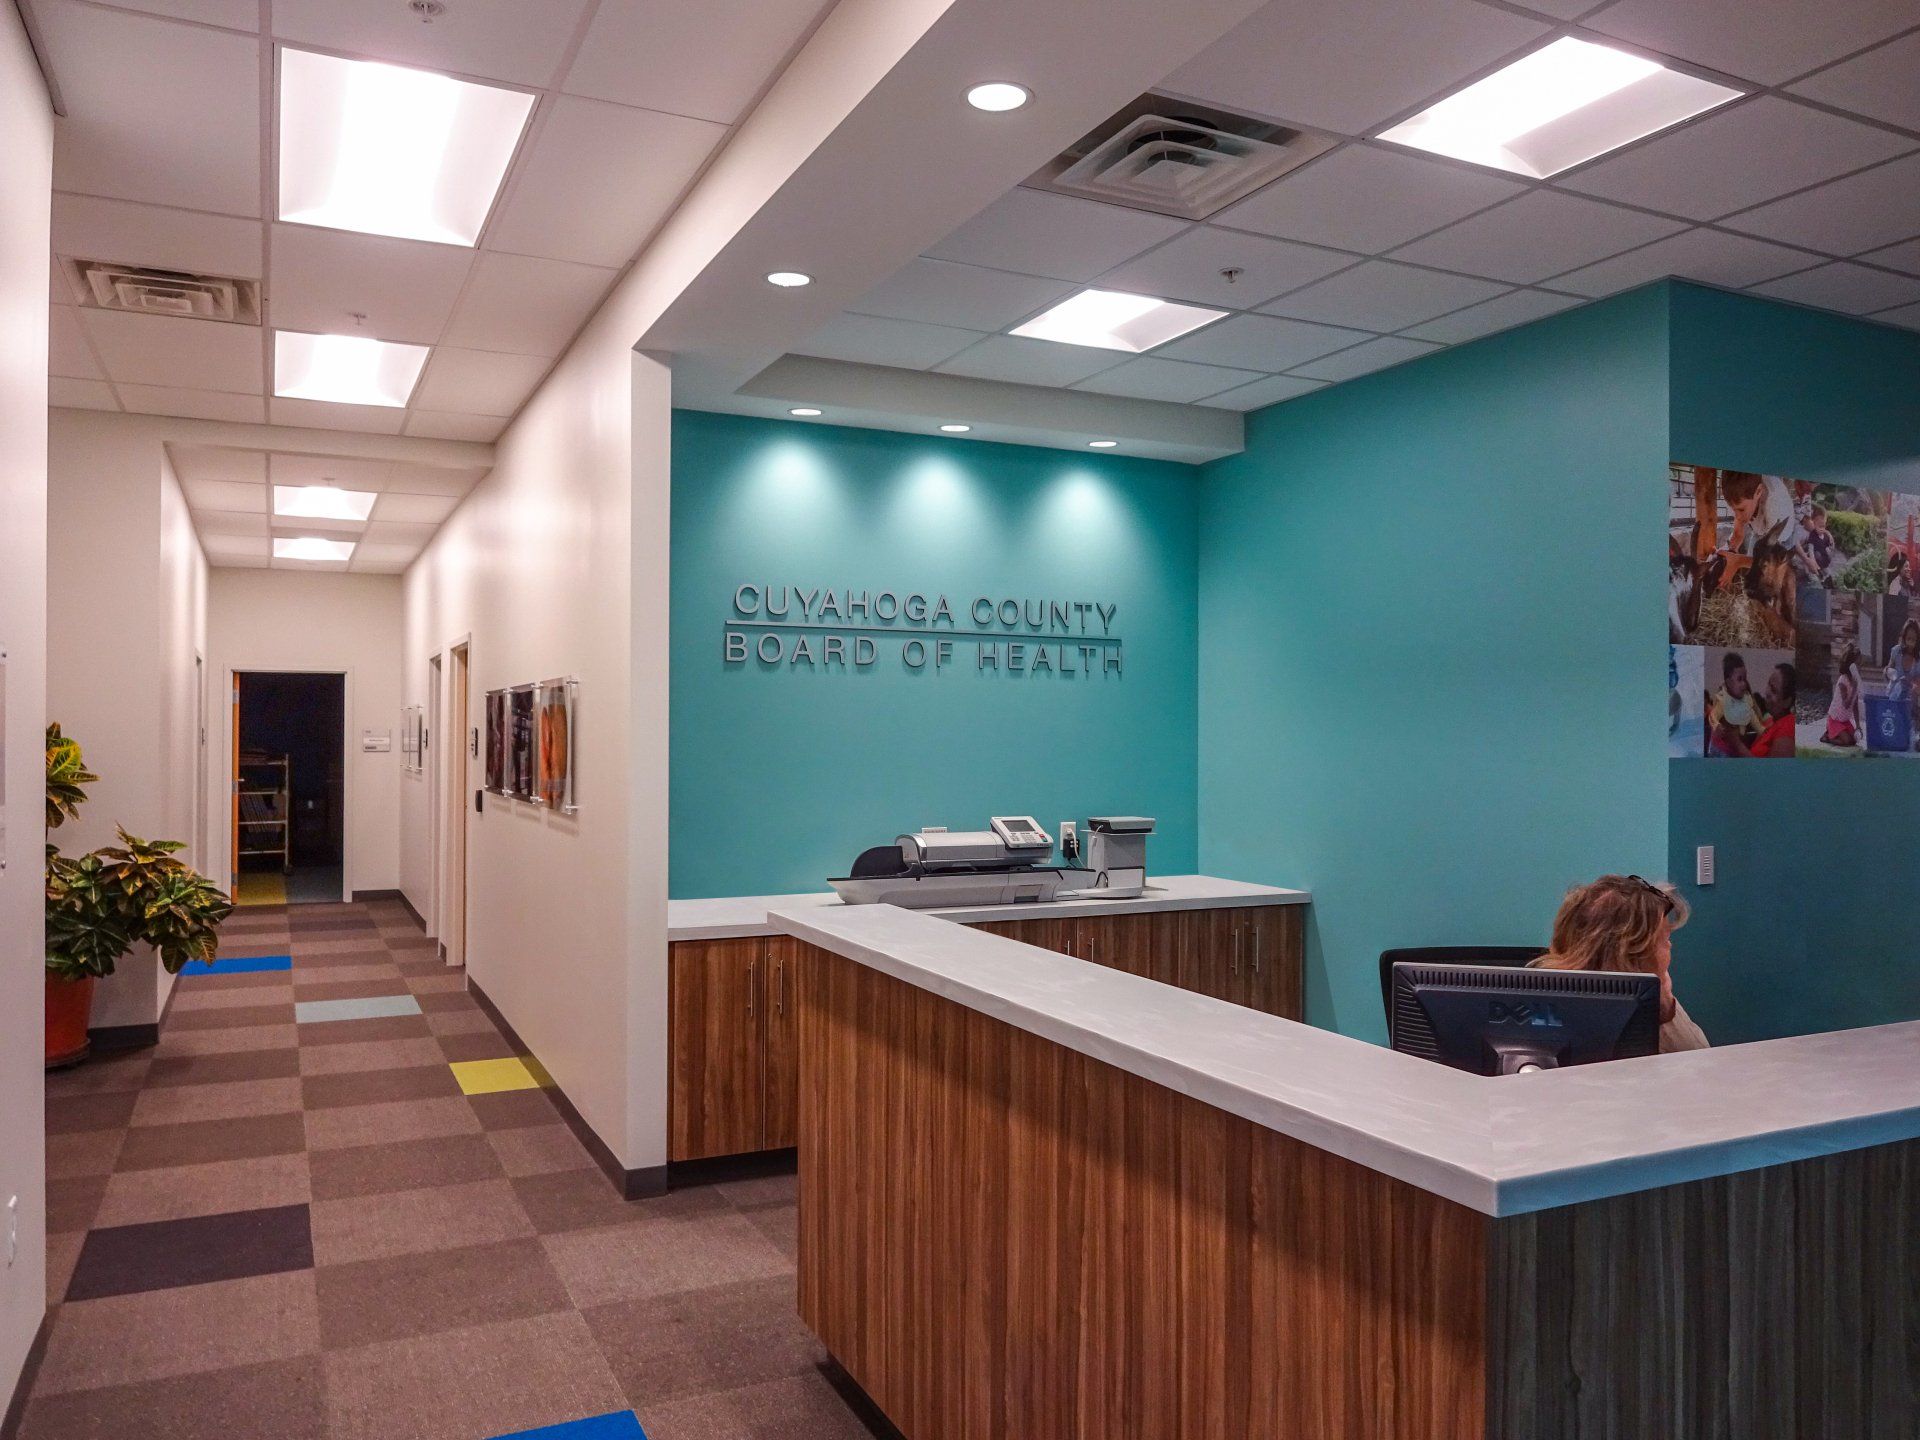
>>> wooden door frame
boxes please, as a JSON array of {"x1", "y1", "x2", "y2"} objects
[
  {"x1": 226, "y1": 665, "x2": 353, "y2": 904},
  {"x1": 425, "y1": 650, "x2": 443, "y2": 942}
]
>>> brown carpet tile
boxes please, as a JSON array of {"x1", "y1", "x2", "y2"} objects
[{"x1": 27, "y1": 898, "x2": 884, "y2": 1440}]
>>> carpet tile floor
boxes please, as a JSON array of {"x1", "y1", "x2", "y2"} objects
[{"x1": 29, "y1": 898, "x2": 890, "y2": 1440}]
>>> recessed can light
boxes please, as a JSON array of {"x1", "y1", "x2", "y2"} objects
[
  {"x1": 1088, "y1": 440, "x2": 1118, "y2": 449},
  {"x1": 788, "y1": 407, "x2": 823, "y2": 417},
  {"x1": 939, "y1": 424, "x2": 972, "y2": 433},
  {"x1": 966, "y1": 82, "x2": 1030, "y2": 113},
  {"x1": 766, "y1": 271, "x2": 812, "y2": 288}
]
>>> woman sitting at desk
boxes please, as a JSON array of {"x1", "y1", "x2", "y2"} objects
[{"x1": 1530, "y1": 875, "x2": 1710, "y2": 1054}]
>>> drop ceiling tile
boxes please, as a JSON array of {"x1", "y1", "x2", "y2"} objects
[
  {"x1": 90, "y1": 0, "x2": 260, "y2": 27},
  {"x1": 182, "y1": 477, "x2": 266, "y2": 512},
  {"x1": 1558, "y1": 97, "x2": 1912, "y2": 222},
  {"x1": 1389, "y1": 191, "x2": 1685, "y2": 283},
  {"x1": 1259, "y1": 260, "x2": 1508, "y2": 330},
  {"x1": 1069, "y1": 357, "x2": 1266, "y2": 403},
  {"x1": 1095, "y1": 227, "x2": 1356, "y2": 309},
  {"x1": 51, "y1": 257, "x2": 78, "y2": 304},
  {"x1": 50, "y1": 306, "x2": 104, "y2": 379},
  {"x1": 369, "y1": 492, "x2": 459, "y2": 525},
  {"x1": 1215, "y1": 145, "x2": 1526, "y2": 254},
  {"x1": 272, "y1": 454, "x2": 487, "y2": 495},
  {"x1": 82, "y1": 310, "x2": 262, "y2": 392},
  {"x1": 1503, "y1": 0, "x2": 1592, "y2": 16},
  {"x1": 926, "y1": 337, "x2": 1122, "y2": 387},
  {"x1": 53, "y1": 194, "x2": 263, "y2": 277},
  {"x1": 440, "y1": 253, "x2": 615, "y2": 356},
  {"x1": 348, "y1": 556, "x2": 412, "y2": 574},
  {"x1": 349, "y1": 541, "x2": 421, "y2": 563},
  {"x1": 1402, "y1": 288, "x2": 1582, "y2": 344},
  {"x1": 1288, "y1": 335, "x2": 1443, "y2": 382},
  {"x1": 268, "y1": 226, "x2": 476, "y2": 344},
  {"x1": 1722, "y1": 154, "x2": 1920, "y2": 257},
  {"x1": 271, "y1": 0, "x2": 593, "y2": 87},
  {"x1": 1790, "y1": 30, "x2": 1920, "y2": 133},
  {"x1": 1875, "y1": 301, "x2": 1920, "y2": 331},
  {"x1": 1155, "y1": 312, "x2": 1373, "y2": 370},
  {"x1": 1196, "y1": 374, "x2": 1328, "y2": 410},
  {"x1": 199, "y1": 530, "x2": 269, "y2": 558},
  {"x1": 361, "y1": 520, "x2": 439, "y2": 546},
  {"x1": 1585, "y1": 0, "x2": 1916, "y2": 87},
  {"x1": 414, "y1": 348, "x2": 549, "y2": 417},
  {"x1": 1548, "y1": 228, "x2": 1817, "y2": 296},
  {"x1": 1749, "y1": 262, "x2": 1920, "y2": 316},
  {"x1": 169, "y1": 446, "x2": 266, "y2": 483},
  {"x1": 1160, "y1": 0, "x2": 1549, "y2": 135},
  {"x1": 563, "y1": 0, "x2": 830, "y2": 124},
  {"x1": 793, "y1": 313, "x2": 981, "y2": 369},
  {"x1": 851, "y1": 259, "x2": 1074, "y2": 332},
  {"x1": 925, "y1": 189, "x2": 1188, "y2": 284},
  {"x1": 118, "y1": 385, "x2": 267, "y2": 422},
  {"x1": 404, "y1": 411, "x2": 508, "y2": 442},
  {"x1": 38, "y1": 0, "x2": 262, "y2": 216},
  {"x1": 1861, "y1": 239, "x2": 1920, "y2": 277},
  {"x1": 487, "y1": 98, "x2": 725, "y2": 268},
  {"x1": 267, "y1": 398, "x2": 407, "y2": 434},
  {"x1": 195, "y1": 510, "x2": 269, "y2": 538},
  {"x1": 49, "y1": 378, "x2": 119, "y2": 411}
]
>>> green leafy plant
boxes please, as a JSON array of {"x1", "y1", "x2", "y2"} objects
[
  {"x1": 44, "y1": 728, "x2": 232, "y2": 983},
  {"x1": 1837, "y1": 540, "x2": 1888, "y2": 593},
  {"x1": 45, "y1": 723, "x2": 97, "y2": 830}
]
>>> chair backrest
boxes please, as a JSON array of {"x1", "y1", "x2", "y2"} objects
[{"x1": 1379, "y1": 946, "x2": 1546, "y2": 1030}]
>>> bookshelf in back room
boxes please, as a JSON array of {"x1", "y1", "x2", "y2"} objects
[{"x1": 237, "y1": 752, "x2": 291, "y2": 876}]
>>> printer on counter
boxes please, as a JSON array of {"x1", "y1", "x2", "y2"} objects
[{"x1": 1071, "y1": 815, "x2": 1156, "y2": 900}]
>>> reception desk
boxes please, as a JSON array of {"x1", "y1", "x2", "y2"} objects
[{"x1": 770, "y1": 901, "x2": 1920, "y2": 1440}]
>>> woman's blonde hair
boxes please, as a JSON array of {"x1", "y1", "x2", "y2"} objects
[{"x1": 1530, "y1": 875, "x2": 1688, "y2": 975}]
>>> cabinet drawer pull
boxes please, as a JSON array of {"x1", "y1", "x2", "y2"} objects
[
  {"x1": 776, "y1": 959, "x2": 786, "y2": 1015},
  {"x1": 1231, "y1": 926, "x2": 1240, "y2": 974},
  {"x1": 748, "y1": 960, "x2": 756, "y2": 1017},
  {"x1": 1252, "y1": 928, "x2": 1261, "y2": 976}
]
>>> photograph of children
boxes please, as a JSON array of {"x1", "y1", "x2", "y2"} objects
[
  {"x1": 1669, "y1": 645, "x2": 1706, "y2": 758},
  {"x1": 484, "y1": 690, "x2": 507, "y2": 793},
  {"x1": 1799, "y1": 484, "x2": 1890, "y2": 593},
  {"x1": 1889, "y1": 492, "x2": 1920, "y2": 598},
  {"x1": 508, "y1": 685, "x2": 536, "y2": 797},
  {"x1": 1704, "y1": 646, "x2": 1796, "y2": 758},
  {"x1": 1859, "y1": 593, "x2": 1920, "y2": 757},
  {"x1": 1793, "y1": 587, "x2": 1867, "y2": 758},
  {"x1": 535, "y1": 680, "x2": 572, "y2": 810},
  {"x1": 1669, "y1": 465, "x2": 1800, "y2": 648}
]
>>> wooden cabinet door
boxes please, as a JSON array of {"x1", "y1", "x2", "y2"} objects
[
  {"x1": 763, "y1": 935, "x2": 802, "y2": 1150},
  {"x1": 1242, "y1": 906, "x2": 1305, "y2": 1020},
  {"x1": 1174, "y1": 907, "x2": 1244, "y2": 1005},
  {"x1": 668, "y1": 938, "x2": 766, "y2": 1162}
]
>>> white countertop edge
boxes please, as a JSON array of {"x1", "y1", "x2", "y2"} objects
[
  {"x1": 769, "y1": 901, "x2": 1920, "y2": 1219},
  {"x1": 669, "y1": 874, "x2": 1311, "y2": 942}
]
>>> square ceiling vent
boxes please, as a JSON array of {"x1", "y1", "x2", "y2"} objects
[
  {"x1": 1025, "y1": 94, "x2": 1336, "y2": 221},
  {"x1": 65, "y1": 258, "x2": 262, "y2": 325}
]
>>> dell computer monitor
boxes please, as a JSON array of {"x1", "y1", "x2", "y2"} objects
[{"x1": 1389, "y1": 962, "x2": 1661, "y2": 1076}]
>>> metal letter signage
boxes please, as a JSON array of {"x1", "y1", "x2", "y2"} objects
[{"x1": 721, "y1": 585, "x2": 1123, "y2": 678}]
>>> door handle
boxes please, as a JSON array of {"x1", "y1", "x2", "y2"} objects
[
  {"x1": 775, "y1": 958, "x2": 785, "y2": 1015},
  {"x1": 1231, "y1": 925, "x2": 1241, "y2": 974},
  {"x1": 1251, "y1": 926, "x2": 1261, "y2": 976},
  {"x1": 748, "y1": 960, "x2": 756, "y2": 1017}
]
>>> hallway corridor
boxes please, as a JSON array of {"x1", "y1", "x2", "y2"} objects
[{"x1": 29, "y1": 901, "x2": 875, "y2": 1440}]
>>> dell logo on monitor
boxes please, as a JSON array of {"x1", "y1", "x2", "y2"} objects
[{"x1": 1488, "y1": 1000, "x2": 1564, "y2": 1028}]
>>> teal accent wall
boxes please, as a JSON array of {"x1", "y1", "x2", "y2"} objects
[
  {"x1": 669, "y1": 410, "x2": 1199, "y2": 898},
  {"x1": 1666, "y1": 284, "x2": 1920, "y2": 1043},
  {"x1": 1197, "y1": 286, "x2": 1672, "y2": 1042}
]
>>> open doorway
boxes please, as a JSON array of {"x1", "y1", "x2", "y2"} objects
[{"x1": 234, "y1": 671, "x2": 347, "y2": 906}]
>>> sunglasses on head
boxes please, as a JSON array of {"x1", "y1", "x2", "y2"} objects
[{"x1": 1627, "y1": 875, "x2": 1675, "y2": 916}]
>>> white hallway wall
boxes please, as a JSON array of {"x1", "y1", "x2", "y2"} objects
[
  {"x1": 207, "y1": 569, "x2": 404, "y2": 899},
  {"x1": 0, "y1": 0, "x2": 53, "y2": 1407},
  {"x1": 46, "y1": 409, "x2": 208, "y2": 1030}
]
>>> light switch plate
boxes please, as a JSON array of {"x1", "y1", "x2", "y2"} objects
[{"x1": 1695, "y1": 845, "x2": 1715, "y2": 886}]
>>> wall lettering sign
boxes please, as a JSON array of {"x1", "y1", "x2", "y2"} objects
[{"x1": 723, "y1": 584, "x2": 1124, "y2": 676}]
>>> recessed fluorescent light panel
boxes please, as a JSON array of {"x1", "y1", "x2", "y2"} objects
[
  {"x1": 274, "y1": 330, "x2": 430, "y2": 408},
  {"x1": 1377, "y1": 36, "x2": 1743, "y2": 179},
  {"x1": 278, "y1": 48, "x2": 535, "y2": 246},
  {"x1": 1010, "y1": 288, "x2": 1227, "y2": 353},
  {"x1": 273, "y1": 484, "x2": 378, "y2": 523},
  {"x1": 274, "y1": 536, "x2": 356, "y2": 563}
]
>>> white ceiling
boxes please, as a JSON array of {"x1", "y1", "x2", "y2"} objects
[
  {"x1": 34, "y1": 0, "x2": 832, "y2": 442},
  {"x1": 167, "y1": 442, "x2": 488, "y2": 574},
  {"x1": 801, "y1": 0, "x2": 1920, "y2": 411}
]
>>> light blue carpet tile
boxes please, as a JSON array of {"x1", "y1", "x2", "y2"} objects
[{"x1": 293, "y1": 993, "x2": 423, "y2": 1024}]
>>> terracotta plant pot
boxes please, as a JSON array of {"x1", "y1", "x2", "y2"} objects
[{"x1": 45, "y1": 973, "x2": 95, "y2": 1069}]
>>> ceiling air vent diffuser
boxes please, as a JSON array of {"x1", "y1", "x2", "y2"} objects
[
  {"x1": 1026, "y1": 95, "x2": 1336, "y2": 221},
  {"x1": 67, "y1": 259, "x2": 262, "y2": 325}
]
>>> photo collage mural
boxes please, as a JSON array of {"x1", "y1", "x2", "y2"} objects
[{"x1": 1669, "y1": 464, "x2": 1920, "y2": 761}]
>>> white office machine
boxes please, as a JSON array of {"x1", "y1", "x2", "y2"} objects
[
  {"x1": 830, "y1": 816, "x2": 1061, "y2": 909},
  {"x1": 1059, "y1": 815, "x2": 1155, "y2": 899}
]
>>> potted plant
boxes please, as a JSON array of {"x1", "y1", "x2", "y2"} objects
[{"x1": 44, "y1": 724, "x2": 234, "y2": 1068}]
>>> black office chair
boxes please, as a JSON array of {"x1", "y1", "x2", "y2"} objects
[{"x1": 1379, "y1": 946, "x2": 1546, "y2": 1032}]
